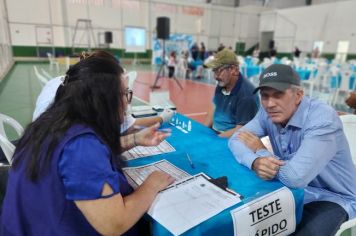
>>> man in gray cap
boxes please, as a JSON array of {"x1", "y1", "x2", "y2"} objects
[
  {"x1": 229, "y1": 64, "x2": 356, "y2": 235},
  {"x1": 204, "y1": 48, "x2": 259, "y2": 137}
]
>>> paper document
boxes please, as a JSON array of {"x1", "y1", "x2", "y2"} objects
[
  {"x1": 131, "y1": 105, "x2": 153, "y2": 112},
  {"x1": 131, "y1": 109, "x2": 157, "y2": 118},
  {"x1": 148, "y1": 173, "x2": 242, "y2": 236},
  {"x1": 122, "y1": 140, "x2": 175, "y2": 161},
  {"x1": 122, "y1": 159, "x2": 190, "y2": 189}
]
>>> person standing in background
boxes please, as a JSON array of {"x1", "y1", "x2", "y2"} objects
[
  {"x1": 252, "y1": 45, "x2": 260, "y2": 58},
  {"x1": 167, "y1": 51, "x2": 177, "y2": 78},
  {"x1": 190, "y1": 43, "x2": 199, "y2": 61},
  {"x1": 199, "y1": 42, "x2": 206, "y2": 61},
  {"x1": 311, "y1": 46, "x2": 320, "y2": 58},
  {"x1": 217, "y1": 43, "x2": 225, "y2": 52},
  {"x1": 294, "y1": 46, "x2": 301, "y2": 58}
]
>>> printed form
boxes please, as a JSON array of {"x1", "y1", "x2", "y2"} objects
[
  {"x1": 148, "y1": 173, "x2": 242, "y2": 235},
  {"x1": 122, "y1": 140, "x2": 175, "y2": 161},
  {"x1": 122, "y1": 159, "x2": 190, "y2": 189}
]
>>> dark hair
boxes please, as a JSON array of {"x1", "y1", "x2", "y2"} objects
[
  {"x1": 13, "y1": 57, "x2": 125, "y2": 181},
  {"x1": 79, "y1": 50, "x2": 117, "y2": 63}
]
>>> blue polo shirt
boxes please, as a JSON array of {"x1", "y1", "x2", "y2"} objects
[{"x1": 213, "y1": 75, "x2": 259, "y2": 132}]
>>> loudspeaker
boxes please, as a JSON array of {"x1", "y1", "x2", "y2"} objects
[
  {"x1": 156, "y1": 17, "x2": 170, "y2": 40},
  {"x1": 104, "y1": 31, "x2": 113, "y2": 44}
]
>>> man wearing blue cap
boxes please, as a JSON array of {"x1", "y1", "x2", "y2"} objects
[{"x1": 229, "y1": 64, "x2": 356, "y2": 235}]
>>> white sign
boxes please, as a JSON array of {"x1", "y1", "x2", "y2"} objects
[{"x1": 231, "y1": 187, "x2": 296, "y2": 236}]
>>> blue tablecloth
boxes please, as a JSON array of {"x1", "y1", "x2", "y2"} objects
[{"x1": 126, "y1": 114, "x2": 304, "y2": 235}]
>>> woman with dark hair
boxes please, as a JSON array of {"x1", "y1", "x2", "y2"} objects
[
  {"x1": 0, "y1": 57, "x2": 174, "y2": 235},
  {"x1": 32, "y1": 50, "x2": 174, "y2": 151}
]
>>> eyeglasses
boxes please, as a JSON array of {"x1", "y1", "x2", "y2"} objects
[
  {"x1": 213, "y1": 65, "x2": 231, "y2": 75},
  {"x1": 125, "y1": 88, "x2": 133, "y2": 103}
]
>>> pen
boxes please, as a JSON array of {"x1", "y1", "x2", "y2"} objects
[{"x1": 186, "y1": 153, "x2": 195, "y2": 169}]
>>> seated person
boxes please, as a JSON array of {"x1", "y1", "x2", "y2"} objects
[
  {"x1": 229, "y1": 64, "x2": 356, "y2": 235},
  {"x1": 204, "y1": 48, "x2": 259, "y2": 138},
  {"x1": 0, "y1": 57, "x2": 174, "y2": 235},
  {"x1": 32, "y1": 51, "x2": 174, "y2": 138}
]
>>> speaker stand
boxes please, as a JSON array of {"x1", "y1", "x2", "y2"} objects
[{"x1": 151, "y1": 40, "x2": 183, "y2": 90}]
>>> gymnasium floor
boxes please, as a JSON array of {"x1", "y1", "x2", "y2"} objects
[{"x1": 0, "y1": 61, "x2": 216, "y2": 140}]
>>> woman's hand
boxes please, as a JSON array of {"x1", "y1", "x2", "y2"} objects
[
  {"x1": 142, "y1": 171, "x2": 175, "y2": 193},
  {"x1": 135, "y1": 123, "x2": 171, "y2": 146}
]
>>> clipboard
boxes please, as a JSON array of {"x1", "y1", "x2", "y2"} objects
[
  {"x1": 161, "y1": 173, "x2": 241, "y2": 198},
  {"x1": 148, "y1": 173, "x2": 242, "y2": 236},
  {"x1": 207, "y1": 176, "x2": 244, "y2": 199}
]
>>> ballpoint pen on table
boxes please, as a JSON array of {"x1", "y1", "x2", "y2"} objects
[{"x1": 186, "y1": 153, "x2": 195, "y2": 169}]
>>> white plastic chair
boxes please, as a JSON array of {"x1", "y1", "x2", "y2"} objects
[
  {"x1": 260, "y1": 58, "x2": 272, "y2": 69},
  {"x1": 47, "y1": 52, "x2": 60, "y2": 72},
  {"x1": 33, "y1": 66, "x2": 49, "y2": 87},
  {"x1": 127, "y1": 71, "x2": 138, "y2": 90},
  {"x1": 315, "y1": 68, "x2": 338, "y2": 105},
  {"x1": 251, "y1": 57, "x2": 259, "y2": 66},
  {"x1": 280, "y1": 57, "x2": 292, "y2": 65},
  {"x1": 0, "y1": 134, "x2": 15, "y2": 165},
  {"x1": 0, "y1": 113, "x2": 24, "y2": 164},
  {"x1": 204, "y1": 68, "x2": 214, "y2": 81},
  {"x1": 302, "y1": 64, "x2": 327, "y2": 98},
  {"x1": 335, "y1": 217, "x2": 356, "y2": 236},
  {"x1": 333, "y1": 70, "x2": 353, "y2": 106},
  {"x1": 65, "y1": 56, "x2": 71, "y2": 70},
  {"x1": 175, "y1": 57, "x2": 188, "y2": 79},
  {"x1": 239, "y1": 61, "x2": 248, "y2": 78},
  {"x1": 340, "y1": 114, "x2": 356, "y2": 164},
  {"x1": 333, "y1": 115, "x2": 356, "y2": 236},
  {"x1": 40, "y1": 68, "x2": 52, "y2": 80},
  {"x1": 0, "y1": 114, "x2": 24, "y2": 140}
]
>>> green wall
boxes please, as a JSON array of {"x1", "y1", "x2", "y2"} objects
[
  {"x1": 12, "y1": 46, "x2": 152, "y2": 60},
  {"x1": 12, "y1": 46, "x2": 356, "y2": 62}
]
